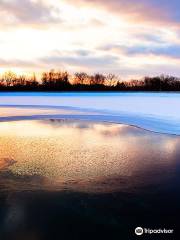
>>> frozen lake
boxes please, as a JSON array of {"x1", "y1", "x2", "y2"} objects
[
  {"x1": 1, "y1": 119, "x2": 178, "y2": 193},
  {"x1": 0, "y1": 92, "x2": 180, "y2": 134},
  {"x1": 0, "y1": 98, "x2": 179, "y2": 239}
]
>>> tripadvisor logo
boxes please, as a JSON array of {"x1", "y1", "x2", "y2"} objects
[
  {"x1": 135, "y1": 227, "x2": 174, "y2": 236},
  {"x1": 135, "y1": 227, "x2": 143, "y2": 235}
]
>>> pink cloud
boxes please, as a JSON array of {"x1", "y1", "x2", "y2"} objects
[
  {"x1": 67, "y1": 0, "x2": 179, "y2": 26},
  {"x1": 0, "y1": 0, "x2": 61, "y2": 28}
]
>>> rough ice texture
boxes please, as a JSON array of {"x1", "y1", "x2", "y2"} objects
[{"x1": 0, "y1": 92, "x2": 180, "y2": 135}]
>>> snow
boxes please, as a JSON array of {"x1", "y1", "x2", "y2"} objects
[{"x1": 0, "y1": 92, "x2": 180, "y2": 135}]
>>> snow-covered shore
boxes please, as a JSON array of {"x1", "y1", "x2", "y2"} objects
[{"x1": 0, "y1": 92, "x2": 180, "y2": 135}]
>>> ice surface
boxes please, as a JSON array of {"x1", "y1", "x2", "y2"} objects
[{"x1": 0, "y1": 92, "x2": 180, "y2": 135}]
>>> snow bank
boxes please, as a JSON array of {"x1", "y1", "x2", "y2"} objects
[{"x1": 0, "y1": 92, "x2": 180, "y2": 135}]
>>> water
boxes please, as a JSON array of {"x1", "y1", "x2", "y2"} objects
[{"x1": 0, "y1": 120, "x2": 179, "y2": 239}]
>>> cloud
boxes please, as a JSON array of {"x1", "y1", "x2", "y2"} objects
[
  {"x1": 0, "y1": 0, "x2": 180, "y2": 79},
  {"x1": 127, "y1": 45, "x2": 180, "y2": 58},
  {"x1": 39, "y1": 51, "x2": 119, "y2": 72},
  {"x1": 0, "y1": 49, "x2": 119, "y2": 73},
  {"x1": 1, "y1": 51, "x2": 180, "y2": 79},
  {"x1": 67, "y1": 0, "x2": 180, "y2": 25},
  {"x1": 133, "y1": 33, "x2": 165, "y2": 45},
  {"x1": 0, "y1": 58, "x2": 39, "y2": 69},
  {"x1": 101, "y1": 43, "x2": 180, "y2": 59},
  {"x1": 0, "y1": 0, "x2": 61, "y2": 28}
]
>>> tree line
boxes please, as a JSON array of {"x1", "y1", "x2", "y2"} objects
[{"x1": 0, "y1": 70, "x2": 180, "y2": 91}]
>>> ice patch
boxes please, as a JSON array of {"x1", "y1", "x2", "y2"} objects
[{"x1": 0, "y1": 92, "x2": 180, "y2": 135}]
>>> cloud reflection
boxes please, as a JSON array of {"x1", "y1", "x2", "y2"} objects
[{"x1": 0, "y1": 120, "x2": 179, "y2": 193}]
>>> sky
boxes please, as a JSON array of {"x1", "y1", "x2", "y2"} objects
[{"x1": 0, "y1": 0, "x2": 180, "y2": 79}]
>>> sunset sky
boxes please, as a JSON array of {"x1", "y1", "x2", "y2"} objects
[{"x1": 0, "y1": 0, "x2": 180, "y2": 79}]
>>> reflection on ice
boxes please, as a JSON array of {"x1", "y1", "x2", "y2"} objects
[{"x1": 0, "y1": 119, "x2": 179, "y2": 193}]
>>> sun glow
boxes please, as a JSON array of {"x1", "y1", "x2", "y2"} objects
[
  {"x1": 0, "y1": 0, "x2": 180, "y2": 78},
  {"x1": 0, "y1": 68, "x2": 26, "y2": 75}
]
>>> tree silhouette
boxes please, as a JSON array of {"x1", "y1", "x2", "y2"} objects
[
  {"x1": 0, "y1": 70, "x2": 180, "y2": 91},
  {"x1": 2, "y1": 71, "x2": 17, "y2": 87},
  {"x1": 106, "y1": 74, "x2": 117, "y2": 86},
  {"x1": 74, "y1": 72, "x2": 88, "y2": 85}
]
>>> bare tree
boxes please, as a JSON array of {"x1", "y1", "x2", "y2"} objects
[
  {"x1": 93, "y1": 73, "x2": 105, "y2": 85},
  {"x1": 74, "y1": 72, "x2": 88, "y2": 85},
  {"x1": 2, "y1": 71, "x2": 17, "y2": 86},
  {"x1": 106, "y1": 74, "x2": 117, "y2": 86}
]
